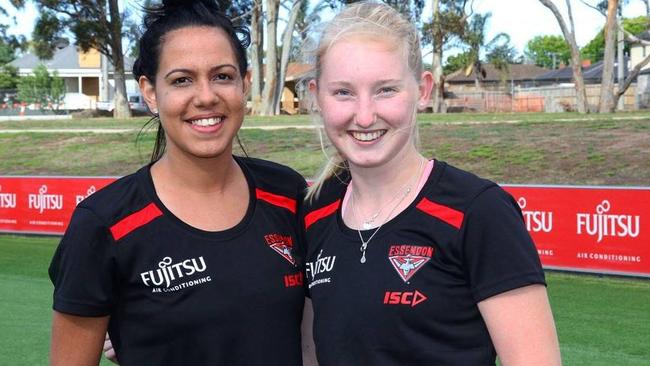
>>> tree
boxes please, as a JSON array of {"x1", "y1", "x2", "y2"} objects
[
  {"x1": 581, "y1": 16, "x2": 649, "y2": 63},
  {"x1": 524, "y1": 35, "x2": 571, "y2": 69},
  {"x1": 31, "y1": 0, "x2": 131, "y2": 118},
  {"x1": 17, "y1": 64, "x2": 65, "y2": 110},
  {"x1": 599, "y1": 0, "x2": 619, "y2": 112},
  {"x1": 421, "y1": 0, "x2": 470, "y2": 112},
  {"x1": 538, "y1": 0, "x2": 589, "y2": 113},
  {"x1": 461, "y1": 12, "x2": 511, "y2": 89},
  {"x1": 443, "y1": 51, "x2": 471, "y2": 74}
]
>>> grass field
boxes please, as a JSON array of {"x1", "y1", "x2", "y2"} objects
[
  {"x1": 1, "y1": 112, "x2": 649, "y2": 365},
  {"x1": 1, "y1": 112, "x2": 649, "y2": 184}
]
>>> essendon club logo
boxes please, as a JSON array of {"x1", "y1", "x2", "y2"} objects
[
  {"x1": 388, "y1": 244, "x2": 433, "y2": 282},
  {"x1": 264, "y1": 233, "x2": 295, "y2": 265}
]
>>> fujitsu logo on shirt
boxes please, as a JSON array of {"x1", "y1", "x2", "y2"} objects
[
  {"x1": 306, "y1": 249, "x2": 336, "y2": 289},
  {"x1": 140, "y1": 256, "x2": 207, "y2": 288},
  {"x1": 517, "y1": 197, "x2": 553, "y2": 233},
  {"x1": 0, "y1": 185, "x2": 16, "y2": 208},
  {"x1": 28, "y1": 185, "x2": 63, "y2": 213},
  {"x1": 576, "y1": 200, "x2": 640, "y2": 243}
]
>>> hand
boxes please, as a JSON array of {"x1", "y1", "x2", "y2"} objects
[{"x1": 103, "y1": 333, "x2": 119, "y2": 364}]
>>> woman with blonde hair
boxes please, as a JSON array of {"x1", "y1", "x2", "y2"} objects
[{"x1": 300, "y1": 2, "x2": 561, "y2": 365}]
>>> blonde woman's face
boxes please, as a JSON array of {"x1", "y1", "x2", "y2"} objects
[{"x1": 312, "y1": 38, "x2": 429, "y2": 169}]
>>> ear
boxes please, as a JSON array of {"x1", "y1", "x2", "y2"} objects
[
  {"x1": 139, "y1": 76, "x2": 158, "y2": 114},
  {"x1": 308, "y1": 79, "x2": 320, "y2": 111},
  {"x1": 417, "y1": 71, "x2": 434, "y2": 111},
  {"x1": 242, "y1": 70, "x2": 251, "y2": 96}
]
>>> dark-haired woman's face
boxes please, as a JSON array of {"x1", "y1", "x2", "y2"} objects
[{"x1": 140, "y1": 26, "x2": 249, "y2": 161}]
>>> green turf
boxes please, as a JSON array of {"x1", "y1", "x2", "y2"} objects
[
  {"x1": 0, "y1": 235, "x2": 113, "y2": 365},
  {"x1": 1, "y1": 234, "x2": 648, "y2": 365}
]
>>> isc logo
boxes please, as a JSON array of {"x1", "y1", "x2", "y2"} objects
[
  {"x1": 383, "y1": 290, "x2": 427, "y2": 307},
  {"x1": 284, "y1": 272, "x2": 304, "y2": 288}
]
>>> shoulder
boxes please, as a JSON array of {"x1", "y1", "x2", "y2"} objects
[
  {"x1": 427, "y1": 160, "x2": 508, "y2": 211},
  {"x1": 74, "y1": 165, "x2": 154, "y2": 228},
  {"x1": 238, "y1": 156, "x2": 306, "y2": 194}
]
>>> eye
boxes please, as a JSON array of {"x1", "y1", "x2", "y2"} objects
[
  {"x1": 171, "y1": 76, "x2": 191, "y2": 86},
  {"x1": 377, "y1": 87, "x2": 397, "y2": 96},
  {"x1": 333, "y1": 89, "x2": 352, "y2": 97},
  {"x1": 214, "y1": 73, "x2": 234, "y2": 82}
]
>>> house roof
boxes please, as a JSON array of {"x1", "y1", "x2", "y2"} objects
[
  {"x1": 535, "y1": 57, "x2": 629, "y2": 83},
  {"x1": 285, "y1": 63, "x2": 313, "y2": 81},
  {"x1": 446, "y1": 63, "x2": 550, "y2": 83},
  {"x1": 10, "y1": 44, "x2": 133, "y2": 73},
  {"x1": 635, "y1": 30, "x2": 650, "y2": 42}
]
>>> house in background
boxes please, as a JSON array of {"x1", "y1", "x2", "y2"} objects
[
  {"x1": 519, "y1": 58, "x2": 640, "y2": 111},
  {"x1": 443, "y1": 64, "x2": 550, "y2": 112},
  {"x1": 11, "y1": 42, "x2": 137, "y2": 110},
  {"x1": 629, "y1": 30, "x2": 650, "y2": 108}
]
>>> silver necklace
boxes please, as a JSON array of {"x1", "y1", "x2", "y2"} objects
[
  {"x1": 357, "y1": 174, "x2": 416, "y2": 230},
  {"x1": 350, "y1": 158, "x2": 425, "y2": 263}
]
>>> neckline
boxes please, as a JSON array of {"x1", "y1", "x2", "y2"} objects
[
  {"x1": 137, "y1": 156, "x2": 256, "y2": 240},
  {"x1": 336, "y1": 159, "x2": 443, "y2": 241}
]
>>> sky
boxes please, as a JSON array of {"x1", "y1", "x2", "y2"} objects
[{"x1": 1, "y1": 0, "x2": 648, "y2": 60}]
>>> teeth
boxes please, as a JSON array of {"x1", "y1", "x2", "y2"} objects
[
  {"x1": 351, "y1": 130, "x2": 386, "y2": 141},
  {"x1": 191, "y1": 117, "x2": 222, "y2": 126}
]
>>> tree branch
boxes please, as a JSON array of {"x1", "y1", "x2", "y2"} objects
[{"x1": 617, "y1": 53, "x2": 650, "y2": 97}]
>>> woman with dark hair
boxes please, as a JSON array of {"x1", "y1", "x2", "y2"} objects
[{"x1": 49, "y1": 1, "x2": 308, "y2": 365}]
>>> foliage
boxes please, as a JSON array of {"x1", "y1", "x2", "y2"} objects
[
  {"x1": 581, "y1": 16, "x2": 650, "y2": 63},
  {"x1": 421, "y1": 0, "x2": 468, "y2": 51},
  {"x1": 443, "y1": 51, "x2": 471, "y2": 74},
  {"x1": 16, "y1": 64, "x2": 65, "y2": 110},
  {"x1": 461, "y1": 12, "x2": 511, "y2": 85},
  {"x1": 524, "y1": 35, "x2": 571, "y2": 69},
  {"x1": 0, "y1": 64, "x2": 18, "y2": 89}
]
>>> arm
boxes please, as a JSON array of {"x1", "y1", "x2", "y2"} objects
[
  {"x1": 301, "y1": 298, "x2": 318, "y2": 366},
  {"x1": 50, "y1": 311, "x2": 109, "y2": 366},
  {"x1": 478, "y1": 284, "x2": 561, "y2": 366}
]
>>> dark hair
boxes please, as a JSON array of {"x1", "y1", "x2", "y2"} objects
[{"x1": 134, "y1": 0, "x2": 251, "y2": 162}]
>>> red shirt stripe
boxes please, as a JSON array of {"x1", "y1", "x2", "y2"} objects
[
  {"x1": 305, "y1": 199, "x2": 340, "y2": 230},
  {"x1": 416, "y1": 198, "x2": 464, "y2": 229},
  {"x1": 110, "y1": 203, "x2": 163, "y2": 241},
  {"x1": 256, "y1": 188, "x2": 297, "y2": 213}
]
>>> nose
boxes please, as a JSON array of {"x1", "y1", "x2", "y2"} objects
[
  {"x1": 353, "y1": 96, "x2": 376, "y2": 128},
  {"x1": 193, "y1": 79, "x2": 219, "y2": 108}
]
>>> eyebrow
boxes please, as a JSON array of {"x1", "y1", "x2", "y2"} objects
[
  {"x1": 326, "y1": 79, "x2": 403, "y2": 88},
  {"x1": 164, "y1": 64, "x2": 239, "y2": 79}
]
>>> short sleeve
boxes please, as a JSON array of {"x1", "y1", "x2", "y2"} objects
[
  {"x1": 49, "y1": 207, "x2": 118, "y2": 316},
  {"x1": 460, "y1": 186, "x2": 545, "y2": 303}
]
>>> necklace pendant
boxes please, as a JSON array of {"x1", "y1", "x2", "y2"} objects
[
  {"x1": 360, "y1": 252, "x2": 367, "y2": 263},
  {"x1": 362, "y1": 221, "x2": 373, "y2": 230}
]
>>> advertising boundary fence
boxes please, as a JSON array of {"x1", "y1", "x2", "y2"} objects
[{"x1": 1, "y1": 176, "x2": 648, "y2": 278}]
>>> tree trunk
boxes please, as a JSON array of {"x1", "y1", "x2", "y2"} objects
[
  {"x1": 538, "y1": 0, "x2": 589, "y2": 113},
  {"x1": 274, "y1": 0, "x2": 303, "y2": 115},
  {"x1": 612, "y1": 51, "x2": 650, "y2": 107},
  {"x1": 108, "y1": 0, "x2": 131, "y2": 119},
  {"x1": 599, "y1": 0, "x2": 618, "y2": 113},
  {"x1": 261, "y1": 0, "x2": 280, "y2": 116},
  {"x1": 250, "y1": 0, "x2": 263, "y2": 115},
  {"x1": 616, "y1": 6, "x2": 624, "y2": 111},
  {"x1": 430, "y1": 0, "x2": 443, "y2": 113},
  {"x1": 644, "y1": 0, "x2": 650, "y2": 16}
]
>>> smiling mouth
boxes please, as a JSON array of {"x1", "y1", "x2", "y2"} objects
[
  {"x1": 350, "y1": 130, "x2": 387, "y2": 142},
  {"x1": 189, "y1": 117, "x2": 224, "y2": 127}
]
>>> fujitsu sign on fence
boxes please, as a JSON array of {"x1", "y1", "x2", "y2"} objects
[
  {"x1": 0, "y1": 176, "x2": 114, "y2": 235},
  {"x1": 503, "y1": 185, "x2": 648, "y2": 277},
  {"x1": 0, "y1": 176, "x2": 648, "y2": 277}
]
